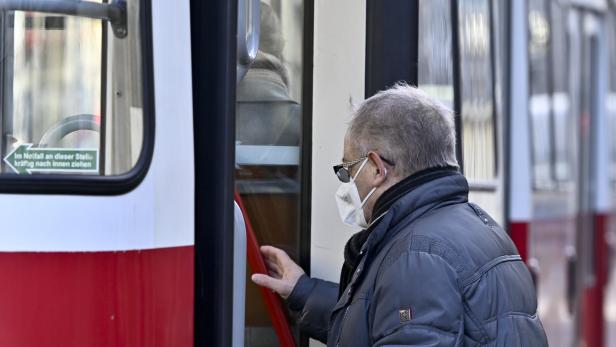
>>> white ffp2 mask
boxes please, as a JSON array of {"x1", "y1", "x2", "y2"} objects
[{"x1": 334, "y1": 158, "x2": 377, "y2": 229}]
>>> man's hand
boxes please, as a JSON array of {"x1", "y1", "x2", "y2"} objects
[{"x1": 251, "y1": 245, "x2": 305, "y2": 299}]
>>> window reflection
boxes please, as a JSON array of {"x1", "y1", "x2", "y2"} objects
[
  {"x1": 235, "y1": 1, "x2": 304, "y2": 345},
  {"x1": 458, "y1": 0, "x2": 496, "y2": 181},
  {"x1": 10, "y1": 12, "x2": 101, "y2": 152},
  {"x1": 417, "y1": 0, "x2": 454, "y2": 109},
  {"x1": 550, "y1": 2, "x2": 572, "y2": 183},
  {"x1": 528, "y1": 0, "x2": 575, "y2": 189},
  {"x1": 1, "y1": 0, "x2": 144, "y2": 176},
  {"x1": 528, "y1": 0, "x2": 552, "y2": 189}
]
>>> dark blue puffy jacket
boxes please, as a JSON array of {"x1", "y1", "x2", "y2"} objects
[{"x1": 288, "y1": 172, "x2": 548, "y2": 346}]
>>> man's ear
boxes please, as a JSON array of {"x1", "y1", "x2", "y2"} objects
[{"x1": 367, "y1": 151, "x2": 388, "y2": 185}]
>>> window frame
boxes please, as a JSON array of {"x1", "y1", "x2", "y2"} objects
[
  {"x1": 452, "y1": 0, "x2": 500, "y2": 190},
  {"x1": 365, "y1": 0, "x2": 419, "y2": 98},
  {"x1": 0, "y1": 0, "x2": 154, "y2": 195}
]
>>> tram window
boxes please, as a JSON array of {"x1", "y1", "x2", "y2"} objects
[
  {"x1": 417, "y1": 0, "x2": 454, "y2": 109},
  {"x1": 608, "y1": 11, "x2": 616, "y2": 181},
  {"x1": 550, "y1": 2, "x2": 572, "y2": 184},
  {"x1": 528, "y1": 0, "x2": 553, "y2": 189},
  {"x1": 457, "y1": 0, "x2": 497, "y2": 181},
  {"x1": 0, "y1": 1, "x2": 144, "y2": 178},
  {"x1": 235, "y1": 1, "x2": 304, "y2": 345}
]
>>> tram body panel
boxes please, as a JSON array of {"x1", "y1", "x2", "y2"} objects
[
  {"x1": 0, "y1": 0, "x2": 613, "y2": 345},
  {"x1": 529, "y1": 190, "x2": 578, "y2": 347},
  {"x1": 587, "y1": 10, "x2": 613, "y2": 347},
  {"x1": 310, "y1": 0, "x2": 366, "y2": 284},
  {"x1": 0, "y1": 0, "x2": 195, "y2": 345},
  {"x1": 604, "y1": 8, "x2": 616, "y2": 347},
  {"x1": 609, "y1": 184, "x2": 616, "y2": 347}
]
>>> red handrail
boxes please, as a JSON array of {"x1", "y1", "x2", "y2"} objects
[{"x1": 234, "y1": 190, "x2": 297, "y2": 347}]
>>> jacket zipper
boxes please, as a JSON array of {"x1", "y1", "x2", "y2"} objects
[{"x1": 336, "y1": 306, "x2": 351, "y2": 347}]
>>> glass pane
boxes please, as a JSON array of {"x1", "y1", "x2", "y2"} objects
[
  {"x1": 608, "y1": 11, "x2": 616, "y2": 181},
  {"x1": 528, "y1": 0, "x2": 553, "y2": 188},
  {"x1": 458, "y1": 0, "x2": 496, "y2": 181},
  {"x1": 550, "y1": 2, "x2": 572, "y2": 183},
  {"x1": 0, "y1": 1, "x2": 143, "y2": 176},
  {"x1": 236, "y1": 1, "x2": 304, "y2": 345},
  {"x1": 417, "y1": 0, "x2": 454, "y2": 109}
]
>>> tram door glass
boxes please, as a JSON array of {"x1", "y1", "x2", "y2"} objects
[
  {"x1": 526, "y1": 4, "x2": 583, "y2": 345},
  {"x1": 457, "y1": 0, "x2": 496, "y2": 181},
  {"x1": 528, "y1": 0, "x2": 553, "y2": 189},
  {"x1": 528, "y1": 0, "x2": 574, "y2": 189},
  {"x1": 550, "y1": 2, "x2": 573, "y2": 184},
  {"x1": 609, "y1": 11, "x2": 616, "y2": 182},
  {"x1": 235, "y1": 1, "x2": 304, "y2": 345},
  {"x1": 0, "y1": 1, "x2": 144, "y2": 177},
  {"x1": 417, "y1": 0, "x2": 454, "y2": 110}
]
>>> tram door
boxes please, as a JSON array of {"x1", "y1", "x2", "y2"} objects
[
  {"x1": 526, "y1": 2, "x2": 580, "y2": 345},
  {"x1": 525, "y1": 2, "x2": 610, "y2": 346},
  {"x1": 234, "y1": 1, "x2": 307, "y2": 346},
  {"x1": 575, "y1": 9, "x2": 608, "y2": 347},
  {"x1": 0, "y1": 1, "x2": 195, "y2": 346}
]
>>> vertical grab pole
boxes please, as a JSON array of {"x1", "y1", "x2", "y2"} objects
[
  {"x1": 232, "y1": 202, "x2": 247, "y2": 347},
  {"x1": 234, "y1": 191, "x2": 297, "y2": 347}
]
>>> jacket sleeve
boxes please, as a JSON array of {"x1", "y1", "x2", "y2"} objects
[
  {"x1": 371, "y1": 250, "x2": 464, "y2": 346},
  {"x1": 287, "y1": 274, "x2": 339, "y2": 343}
]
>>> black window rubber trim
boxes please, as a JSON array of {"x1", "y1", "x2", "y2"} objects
[
  {"x1": 0, "y1": 0, "x2": 154, "y2": 195},
  {"x1": 365, "y1": 0, "x2": 419, "y2": 98}
]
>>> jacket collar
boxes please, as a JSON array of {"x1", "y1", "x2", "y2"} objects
[
  {"x1": 334, "y1": 169, "x2": 469, "y2": 311},
  {"x1": 364, "y1": 169, "x2": 469, "y2": 255},
  {"x1": 337, "y1": 167, "x2": 467, "y2": 299},
  {"x1": 343, "y1": 166, "x2": 461, "y2": 268},
  {"x1": 371, "y1": 166, "x2": 461, "y2": 222}
]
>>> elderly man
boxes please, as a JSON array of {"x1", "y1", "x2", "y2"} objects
[{"x1": 252, "y1": 84, "x2": 548, "y2": 346}]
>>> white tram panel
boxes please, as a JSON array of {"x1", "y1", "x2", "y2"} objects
[
  {"x1": 508, "y1": 0, "x2": 532, "y2": 225},
  {"x1": 310, "y1": 1, "x2": 367, "y2": 344},
  {"x1": 593, "y1": 10, "x2": 612, "y2": 216},
  {"x1": 568, "y1": 0, "x2": 609, "y2": 10},
  {"x1": 310, "y1": 0, "x2": 367, "y2": 288},
  {"x1": 0, "y1": 0, "x2": 195, "y2": 252}
]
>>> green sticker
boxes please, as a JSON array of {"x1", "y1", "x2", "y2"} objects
[{"x1": 3, "y1": 144, "x2": 99, "y2": 174}]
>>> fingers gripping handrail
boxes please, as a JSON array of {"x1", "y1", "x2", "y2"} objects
[{"x1": 234, "y1": 190, "x2": 297, "y2": 347}]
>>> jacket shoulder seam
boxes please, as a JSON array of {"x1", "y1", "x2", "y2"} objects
[{"x1": 461, "y1": 254, "x2": 523, "y2": 288}]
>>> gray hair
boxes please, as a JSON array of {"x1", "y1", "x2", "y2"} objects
[{"x1": 347, "y1": 84, "x2": 458, "y2": 177}]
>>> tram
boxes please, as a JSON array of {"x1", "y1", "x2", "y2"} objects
[{"x1": 0, "y1": 0, "x2": 613, "y2": 346}]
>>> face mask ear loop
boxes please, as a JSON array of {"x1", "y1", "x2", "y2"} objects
[
  {"x1": 353, "y1": 157, "x2": 379, "y2": 207},
  {"x1": 351, "y1": 158, "x2": 370, "y2": 181},
  {"x1": 360, "y1": 187, "x2": 377, "y2": 207}
]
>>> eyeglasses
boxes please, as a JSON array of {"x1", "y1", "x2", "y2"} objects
[{"x1": 332, "y1": 154, "x2": 395, "y2": 183}]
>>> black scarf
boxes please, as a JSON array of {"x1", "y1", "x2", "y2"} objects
[{"x1": 338, "y1": 166, "x2": 459, "y2": 298}]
